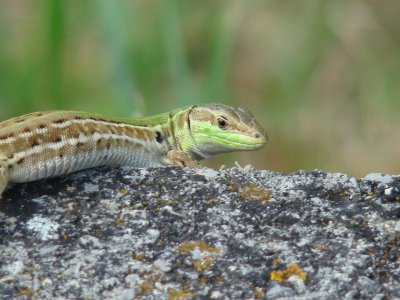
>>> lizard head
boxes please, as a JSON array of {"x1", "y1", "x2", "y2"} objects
[{"x1": 187, "y1": 103, "x2": 268, "y2": 159}]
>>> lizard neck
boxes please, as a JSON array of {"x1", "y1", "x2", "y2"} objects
[
  {"x1": 131, "y1": 106, "x2": 207, "y2": 161},
  {"x1": 166, "y1": 107, "x2": 209, "y2": 161}
]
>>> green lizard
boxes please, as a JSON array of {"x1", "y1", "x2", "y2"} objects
[{"x1": 0, "y1": 103, "x2": 267, "y2": 196}]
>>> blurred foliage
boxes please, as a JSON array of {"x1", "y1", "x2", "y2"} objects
[{"x1": 0, "y1": 0, "x2": 399, "y2": 176}]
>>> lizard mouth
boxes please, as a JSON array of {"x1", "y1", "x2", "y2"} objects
[{"x1": 195, "y1": 132, "x2": 266, "y2": 150}]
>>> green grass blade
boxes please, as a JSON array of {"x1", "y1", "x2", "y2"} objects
[
  {"x1": 96, "y1": 0, "x2": 137, "y2": 116},
  {"x1": 46, "y1": 0, "x2": 65, "y2": 108},
  {"x1": 162, "y1": 0, "x2": 193, "y2": 107}
]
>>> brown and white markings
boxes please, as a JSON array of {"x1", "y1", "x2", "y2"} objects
[{"x1": 0, "y1": 111, "x2": 172, "y2": 195}]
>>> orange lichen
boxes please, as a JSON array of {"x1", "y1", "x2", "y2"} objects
[{"x1": 270, "y1": 263, "x2": 307, "y2": 282}]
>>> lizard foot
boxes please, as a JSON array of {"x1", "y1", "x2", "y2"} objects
[{"x1": 164, "y1": 150, "x2": 199, "y2": 168}]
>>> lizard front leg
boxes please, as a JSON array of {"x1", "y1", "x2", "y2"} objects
[{"x1": 164, "y1": 150, "x2": 199, "y2": 168}]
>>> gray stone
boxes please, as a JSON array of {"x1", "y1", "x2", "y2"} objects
[{"x1": 0, "y1": 166, "x2": 399, "y2": 299}]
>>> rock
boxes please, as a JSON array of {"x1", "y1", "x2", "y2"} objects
[{"x1": 0, "y1": 166, "x2": 399, "y2": 299}]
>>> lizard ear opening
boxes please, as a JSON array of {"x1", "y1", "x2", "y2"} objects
[{"x1": 155, "y1": 131, "x2": 163, "y2": 143}]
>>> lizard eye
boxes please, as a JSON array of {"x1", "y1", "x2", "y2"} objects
[{"x1": 218, "y1": 117, "x2": 227, "y2": 129}]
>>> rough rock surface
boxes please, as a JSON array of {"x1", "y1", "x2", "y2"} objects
[{"x1": 0, "y1": 166, "x2": 399, "y2": 299}]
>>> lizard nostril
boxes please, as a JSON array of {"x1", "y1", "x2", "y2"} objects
[{"x1": 255, "y1": 133, "x2": 261, "y2": 138}]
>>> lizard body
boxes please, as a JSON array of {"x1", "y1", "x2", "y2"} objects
[{"x1": 0, "y1": 103, "x2": 267, "y2": 195}]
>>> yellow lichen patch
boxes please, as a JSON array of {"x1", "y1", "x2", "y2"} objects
[
  {"x1": 119, "y1": 188, "x2": 129, "y2": 195},
  {"x1": 254, "y1": 287, "x2": 263, "y2": 299},
  {"x1": 272, "y1": 258, "x2": 282, "y2": 265},
  {"x1": 168, "y1": 285, "x2": 194, "y2": 300},
  {"x1": 270, "y1": 263, "x2": 307, "y2": 283},
  {"x1": 19, "y1": 288, "x2": 32, "y2": 295},
  {"x1": 314, "y1": 244, "x2": 329, "y2": 251},
  {"x1": 132, "y1": 253, "x2": 144, "y2": 261},
  {"x1": 170, "y1": 199, "x2": 182, "y2": 206},
  {"x1": 178, "y1": 241, "x2": 221, "y2": 273},
  {"x1": 193, "y1": 257, "x2": 213, "y2": 272},
  {"x1": 197, "y1": 275, "x2": 207, "y2": 285},
  {"x1": 114, "y1": 218, "x2": 125, "y2": 226},
  {"x1": 178, "y1": 241, "x2": 221, "y2": 254},
  {"x1": 205, "y1": 198, "x2": 222, "y2": 205},
  {"x1": 240, "y1": 183, "x2": 271, "y2": 203},
  {"x1": 136, "y1": 276, "x2": 163, "y2": 296},
  {"x1": 139, "y1": 281, "x2": 154, "y2": 293},
  {"x1": 227, "y1": 184, "x2": 239, "y2": 193}
]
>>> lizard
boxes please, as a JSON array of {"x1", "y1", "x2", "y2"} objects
[{"x1": 0, "y1": 103, "x2": 267, "y2": 196}]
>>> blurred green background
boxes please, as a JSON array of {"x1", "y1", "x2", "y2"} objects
[{"x1": 0, "y1": 0, "x2": 399, "y2": 177}]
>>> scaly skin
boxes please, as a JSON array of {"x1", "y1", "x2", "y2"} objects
[{"x1": 0, "y1": 103, "x2": 267, "y2": 196}]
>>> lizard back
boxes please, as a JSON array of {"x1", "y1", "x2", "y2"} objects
[{"x1": 0, "y1": 111, "x2": 167, "y2": 184}]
